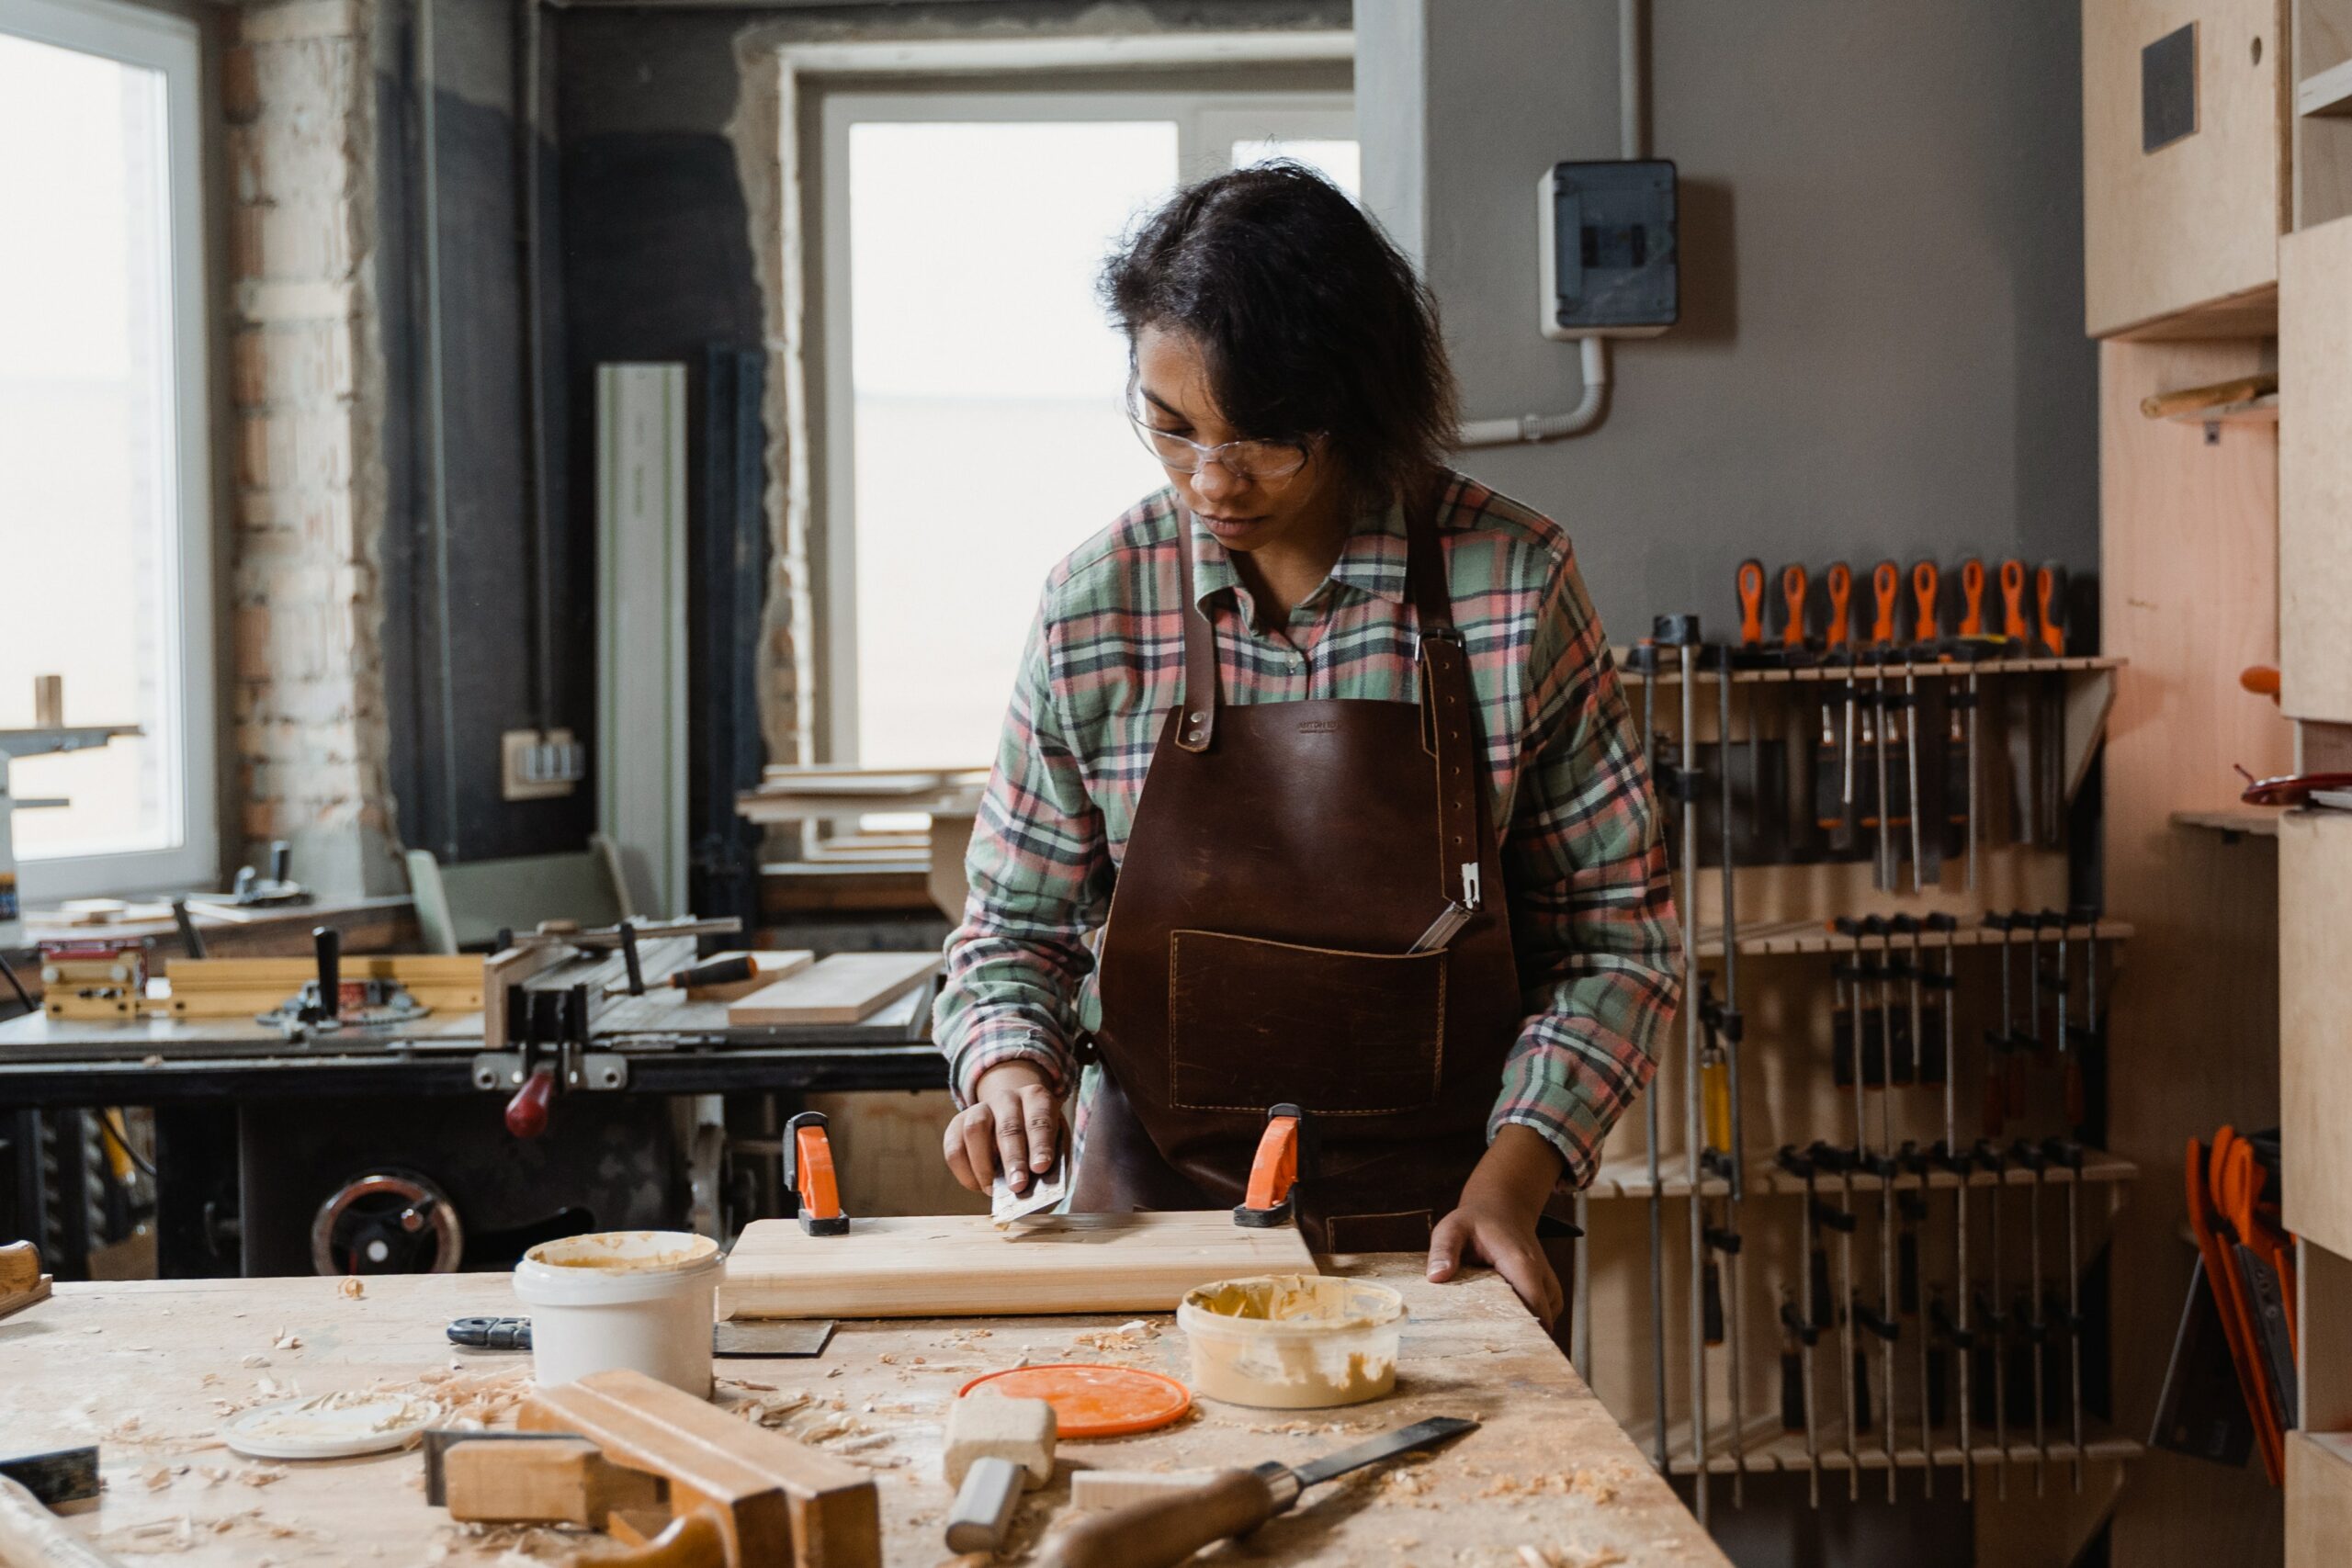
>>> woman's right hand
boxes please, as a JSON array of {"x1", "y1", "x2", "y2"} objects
[{"x1": 944, "y1": 1061, "x2": 1066, "y2": 1194}]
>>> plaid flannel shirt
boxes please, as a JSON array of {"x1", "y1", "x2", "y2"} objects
[{"x1": 933, "y1": 472, "x2": 1680, "y2": 1189}]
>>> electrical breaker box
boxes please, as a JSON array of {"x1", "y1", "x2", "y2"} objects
[{"x1": 1539, "y1": 159, "x2": 1679, "y2": 340}]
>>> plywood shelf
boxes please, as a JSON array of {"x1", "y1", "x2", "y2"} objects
[
  {"x1": 1629, "y1": 1416, "x2": 2142, "y2": 1477},
  {"x1": 2302, "y1": 56, "x2": 2352, "y2": 116},
  {"x1": 1619, "y1": 653, "x2": 2123, "y2": 685},
  {"x1": 1584, "y1": 1149, "x2": 2138, "y2": 1201},
  {"x1": 2171, "y1": 807, "x2": 2285, "y2": 838},
  {"x1": 1693, "y1": 918, "x2": 2132, "y2": 960},
  {"x1": 2166, "y1": 390, "x2": 2281, "y2": 424}
]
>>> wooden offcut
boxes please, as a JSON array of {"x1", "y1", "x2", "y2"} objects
[
  {"x1": 442, "y1": 1437, "x2": 663, "y2": 1527},
  {"x1": 718, "y1": 1212, "x2": 1316, "y2": 1320},
  {"x1": 524, "y1": 1368, "x2": 879, "y2": 1568},
  {"x1": 725, "y1": 952, "x2": 941, "y2": 1026}
]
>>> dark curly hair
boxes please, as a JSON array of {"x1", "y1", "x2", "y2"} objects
[{"x1": 1099, "y1": 161, "x2": 1459, "y2": 506}]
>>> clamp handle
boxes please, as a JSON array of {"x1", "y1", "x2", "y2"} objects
[
  {"x1": 1779, "y1": 564, "x2": 1810, "y2": 649},
  {"x1": 1736, "y1": 560, "x2": 1767, "y2": 648},
  {"x1": 1235, "y1": 1104, "x2": 1306, "y2": 1228},
  {"x1": 1870, "y1": 561, "x2": 1900, "y2": 647},
  {"x1": 1958, "y1": 558, "x2": 1986, "y2": 637},
  {"x1": 1825, "y1": 562, "x2": 1853, "y2": 651},
  {"x1": 786, "y1": 1111, "x2": 849, "y2": 1235},
  {"x1": 1999, "y1": 560, "x2": 2029, "y2": 642},
  {"x1": 2036, "y1": 562, "x2": 2068, "y2": 657},
  {"x1": 1911, "y1": 560, "x2": 1939, "y2": 645}
]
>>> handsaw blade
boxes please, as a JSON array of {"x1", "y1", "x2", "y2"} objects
[
  {"x1": 990, "y1": 1146, "x2": 1069, "y2": 1229},
  {"x1": 1283, "y1": 1416, "x2": 1479, "y2": 1490}
]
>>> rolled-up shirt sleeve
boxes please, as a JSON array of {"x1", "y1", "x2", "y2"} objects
[
  {"x1": 934, "y1": 600, "x2": 1113, "y2": 1105},
  {"x1": 1490, "y1": 547, "x2": 1683, "y2": 1189}
]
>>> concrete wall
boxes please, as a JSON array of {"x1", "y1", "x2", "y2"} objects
[{"x1": 1363, "y1": 0, "x2": 2098, "y2": 648}]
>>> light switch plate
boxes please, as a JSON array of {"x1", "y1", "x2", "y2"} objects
[{"x1": 500, "y1": 728, "x2": 583, "y2": 801}]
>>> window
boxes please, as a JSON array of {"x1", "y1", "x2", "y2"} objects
[
  {"x1": 0, "y1": 0, "x2": 215, "y2": 897},
  {"x1": 818, "y1": 88, "x2": 1355, "y2": 769}
]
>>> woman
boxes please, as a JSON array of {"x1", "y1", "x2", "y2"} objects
[{"x1": 934, "y1": 164, "x2": 1679, "y2": 1326}]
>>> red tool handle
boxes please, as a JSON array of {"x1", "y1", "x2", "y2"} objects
[
  {"x1": 1824, "y1": 563, "x2": 1853, "y2": 651},
  {"x1": 1781, "y1": 565, "x2": 1810, "y2": 649},
  {"x1": 1736, "y1": 559, "x2": 1766, "y2": 648},
  {"x1": 1958, "y1": 559, "x2": 1986, "y2": 637},
  {"x1": 1999, "y1": 560, "x2": 2028, "y2": 641},
  {"x1": 1870, "y1": 562, "x2": 1900, "y2": 647},
  {"x1": 2035, "y1": 564, "x2": 2066, "y2": 656},
  {"x1": 1911, "y1": 560, "x2": 1939, "y2": 645},
  {"x1": 504, "y1": 1066, "x2": 555, "y2": 1140}
]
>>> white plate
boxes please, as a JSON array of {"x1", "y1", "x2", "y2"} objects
[{"x1": 222, "y1": 1393, "x2": 440, "y2": 1461}]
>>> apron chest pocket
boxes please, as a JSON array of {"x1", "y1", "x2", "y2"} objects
[{"x1": 1167, "y1": 930, "x2": 1447, "y2": 1116}]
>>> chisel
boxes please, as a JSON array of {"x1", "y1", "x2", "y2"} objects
[
  {"x1": 1040, "y1": 1418, "x2": 1477, "y2": 1568},
  {"x1": 1905, "y1": 561, "x2": 1939, "y2": 887}
]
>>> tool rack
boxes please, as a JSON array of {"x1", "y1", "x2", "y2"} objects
[{"x1": 1577, "y1": 627, "x2": 2141, "y2": 1536}]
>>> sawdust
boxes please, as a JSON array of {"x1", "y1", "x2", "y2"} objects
[{"x1": 1476, "y1": 1469, "x2": 1619, "y2": 1505}]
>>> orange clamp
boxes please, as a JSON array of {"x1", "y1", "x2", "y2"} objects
[
  {"x1": 1999, "y1": 560, "x2": 2028, "y2": 642},
  {"x1": 1736, "y1": 559, "x2": 1766, "y2": 648},
  {"x1": 1780, "y1": 564, "x2": 1810, "y2": 649},
  {"x1": 1235, "y1": 1104, "x2": 1304, "y2": 1228},
  {"x1": 1911, "y1": 560, "x2": 1939, "y2": 646},
  {"x1": 1958, "y1": 559, "x2": 1986, "y2": 637},
  {"x1": 2035, "y1": 563, "x2": 2066, "y2": 657},
  {"x1": 1824, "y1": 563, "x2": 1853, "y2": 651},
  {"x1": 787, "y1": 1111, "x2": 848, "y2": 1235},
  {"x1": 1870, "y1": 562, "x2": 1900, "y2": 647}
]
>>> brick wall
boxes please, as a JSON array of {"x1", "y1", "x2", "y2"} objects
[{"x1": 222, "y1": 0, "x2": 401, "y2": 895}]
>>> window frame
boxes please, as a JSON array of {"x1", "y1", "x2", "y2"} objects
[
  {"x1": 0, "y1": 0, "x2": 218, "y2": 899},
  {"x1": 812, "y1": 84, "x2": 1353, "y2": 765}
]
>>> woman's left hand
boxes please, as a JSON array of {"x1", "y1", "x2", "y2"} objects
[{"x1": 1427, "y1": 1124, "x2": 1566, "y2": 1329}]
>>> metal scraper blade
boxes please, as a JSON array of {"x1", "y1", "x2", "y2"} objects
[{"x1": 991, "y1": 1147, "x2": 1068, "y2": 1229}]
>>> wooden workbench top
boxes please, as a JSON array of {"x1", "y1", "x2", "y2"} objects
[{"x1": 0, "y1": 1261, "x2": 1725, "y2": 1567}]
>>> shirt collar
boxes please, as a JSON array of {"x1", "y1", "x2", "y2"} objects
[{"x1": 1185, "y1": 497, "x2": 1411, "y2": 613}]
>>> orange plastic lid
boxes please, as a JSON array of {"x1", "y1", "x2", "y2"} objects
[{"x1": 956, "y1": 1363, "x2": 1193, "y2": 1437}]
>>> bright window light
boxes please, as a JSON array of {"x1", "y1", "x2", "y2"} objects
[{"x1": 0, "y1": 0, "x2": 212, "y2": 894}]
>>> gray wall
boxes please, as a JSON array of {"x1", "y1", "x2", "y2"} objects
[{"x1": 1364, "y1": 0, "x2": 2098, "y2": 648}]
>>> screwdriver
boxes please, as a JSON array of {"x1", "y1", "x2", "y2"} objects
[
  {"x1": 1870, "y1": 563, "x2": 1901, "y2": 888},
  {"x1": 1779, "y1": 563, "x2": 1811, "y2": 652}
]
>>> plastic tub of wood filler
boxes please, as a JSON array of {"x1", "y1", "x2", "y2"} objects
[
  {"x1": 1177, "y1": 1274, "x2": 1407, "y2": 1409},
  {"x1": 513, "y1": 1230, "x2": 721, "y2": 1397}
]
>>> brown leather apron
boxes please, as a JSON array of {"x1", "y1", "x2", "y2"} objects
[{"x1": 1071, "y1": 492, "x2": 1524, "y2": 1253}]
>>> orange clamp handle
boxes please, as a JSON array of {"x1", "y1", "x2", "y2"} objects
[
  {"x1": 1780, "y1": 564, "x2": 1810, "y2": 649},
  {"x1": 1824, "y1": 563, "x2": 1853, "y2": 650},
  {"x1": 1911, "y1": 560, "x2": 1939, "y2": 645},
  {"x1": 2036, "y1": 564, "x2": 2065, "y2": 656},
  {"x1": 1999, "y1": 560, "x2": 2028, "y2": 641},
  {"x1": 1958, "y1": 559, "x2": 1986, "y2": 637},
  {"x1": 1870, "y1": 562, "x2": 1900, "y2": 647},
  {"x1": 1736, "y1": 559, "x2": 1766, "y2": 648},
  {"x1": 794, "y1": 1122, "x2": 843, "y2": 1224},
  {"x1": 1242, "y1": 1112, "x2": 1301, "y2": 1214}
]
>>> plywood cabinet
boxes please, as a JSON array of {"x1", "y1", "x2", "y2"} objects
[
  {"x1": 2084, "y1": 0, "x2": 2289, "y2": 337},
  {"x1": 2279, "y1": 809, "x2": 2352, "y2": 1258},
  {"x1": 2279, "y1": 216, "x2": 2352, "y2": 721}
]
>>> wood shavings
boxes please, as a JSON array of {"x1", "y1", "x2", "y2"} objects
[
  {"x1": 337, "y1": 1278, "x2": 366, "y2": 1299},
  {"x1": 140, "y1": 1465, "x2": 177, "y2": 1491},
  {"x1": 240, "y1": 1354, "x2": 270, "y2": 1369},
  {"x1": 1476, "y1": 1470, "x2": 1618, "y2": 1506},
  {"x1": 269, "y1": 1327, "x2": 303, "y2": 1350},
  {"x1": 238, "y1": 1467, "x2": 288, "y2": 1487}
]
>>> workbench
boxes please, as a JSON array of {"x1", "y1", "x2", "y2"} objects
[{"x1": 0, "y1": 1257, "x2": 1727, "y2": 1567}]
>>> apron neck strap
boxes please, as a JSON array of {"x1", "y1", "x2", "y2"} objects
[{"x1": 1175, "y1": 507, "x2": 1219, "y2": 752}]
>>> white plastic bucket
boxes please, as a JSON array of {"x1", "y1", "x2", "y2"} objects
[{"x1": 513, "y1": 1230, "x2": 722, "y2": 1396}]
